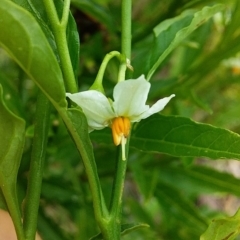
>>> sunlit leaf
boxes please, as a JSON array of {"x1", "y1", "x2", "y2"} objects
[
  {"x1": 200, "y1": 208, "x2": 240, "y2": 240},
  {"x1": 147, "y1": 4, "x2": 224, "y2": 79},
  {"x1": 131, "y1": 114, "x2": 240, "y2": 160},
  {"x1": 133, "y1": 4, "x2": 224, "y2": 80},
  {"x1": 0, "y1": 0, "x2": 66, "y2": 106}
]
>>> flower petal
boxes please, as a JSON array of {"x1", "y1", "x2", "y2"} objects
[
  {"x1": 66, "y1": 91, "x2": 115, "y2": 130},
  {"x1": 137, "y1": 94, "x2": 175, "y2": 120},
  {"x1": 113, "y1": 75, "x2": 150, "y2": 118}
]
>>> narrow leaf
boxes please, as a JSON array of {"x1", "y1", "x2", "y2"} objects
[
  {"x1": 137, "y1": 4, "x2": 224, "y2": 80},
  {"x1": 0, "y1": 0, "x2": 66, "y2": 107},
  {"x1": 131, "y1": 114, "x2": 240, "y2": 160}
]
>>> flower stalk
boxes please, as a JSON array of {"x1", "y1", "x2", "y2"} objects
[{"x1": 90, "y1": 51, "x2": 121, "y2": 93}]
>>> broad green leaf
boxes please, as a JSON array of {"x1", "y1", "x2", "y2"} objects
[
  {"x1": 131, "y1": 114, "x2": 240, "y2": 160},
  {"x1": 0, "y1": 86, "x2": 25, "y2": 239},
  {"x1": 200, "y1": 208, "x2": 240, "y2": 240},
  {"x1": 11, "y1": 0, "x2": 58, "y2": 57},
  {"x1": 0, "y1": 86, "x2": 25, "y2": 186},
  {"x1": 133, "y1": 4, "x2": 224, "y2": 80},
  {"x1": 0, "y1": 0, "x2": 66, "y2": 107},
  {"x1": 158, "y1": 165, "x2": 240, "y2": 197},
  {"x1": 89, "y1": 223, "x2": 149, "y2": 240},
  {"x1": 0, "y1": 71, "x2": 24, "y2": 117}
]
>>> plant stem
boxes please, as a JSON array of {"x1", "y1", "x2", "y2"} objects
[
  {"x1": 121, "y1": 0, "x2": 132, "y2": 60},
  {"x1": 98, "y1": 1, "x2": 133, "y2": 238},
  {"x1": 23, "y1": 92, "x2": 51, "y2": 240},
  {"x1": 57, "y1": 108, "x2": 110, "y2": 233},
  {"x1": 43, "y1": 0, "x2": 77, "y2": 93},
  {"x1": 118, "y1": 0, "x2": 132, "y2": 82},
  {"x1": 90, "y1": 51, "x2": 121, "y2": 92},
  {"x1": 108, "y1": 134, "x2": 130, "y2": 236}
]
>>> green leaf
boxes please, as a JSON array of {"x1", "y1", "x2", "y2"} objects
[
  {"x1": 0, "y1": 86, "x2": 25, "y2": 188},
  {"x1": 131, "y1": 114, "x2": 240, "y2": 160},
  {"x1": 200, "y1": 208, "x2": 240, "y2": 240},
  {"x1": 0, "y1": 71, "x2": 24, "y2": 117},
  {"x1": 0, "y1": 0, "x2": 66, "y2": 107},
  {"x1": 0, "y1": 85, "x2": 25, "y2": 239},
  {"x1": 11, "y1": 0, "x2": 58, "y2": 57},
  {"x1": 89, "y1": 223, "x2": 149, "y2": 240},
  {"x1": 133, "y1": 4, "x2": 224, "y2": 80}
]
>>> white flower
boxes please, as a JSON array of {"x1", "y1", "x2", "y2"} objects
[{"x1": 66, "y1": 75, "x2": 175, "y2": 160}]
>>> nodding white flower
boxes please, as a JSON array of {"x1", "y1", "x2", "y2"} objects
[{"x1": 66, "y1": 75, "x2": 175, "y2": 160}]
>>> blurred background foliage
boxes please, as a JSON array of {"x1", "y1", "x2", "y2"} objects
[{"x1": 1, "y1": 0, "x2": 240, "y2": 239}]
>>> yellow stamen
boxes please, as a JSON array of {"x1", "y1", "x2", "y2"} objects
[{"x1": 111, "y1": 117, "x2": 131, "y2": 160}]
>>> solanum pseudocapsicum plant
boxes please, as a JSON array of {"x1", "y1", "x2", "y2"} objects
[{"x1": 1, "y1": 0, "x2": 240, "y2": 240}]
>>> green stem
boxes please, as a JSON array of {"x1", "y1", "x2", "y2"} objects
[
  {"x1": 118, "y1": 0, "x2": 132, "y2": 82},
  {"x1": 57, "y1": 109, "x2": 110, "y2": 233},
  {"x1": 97, "y1": 1, "x2": 133, "y2": 238},
  {"x1": 109, "y1": 133, "x2": 130, "y2": 212},
  {"x1": 23, "y1": 92, "x2": 51, "y2": 240},
  {"x1": 101, "y1": 135, "x2": 131, "y2": 240},
  {"x1": 90, "y1": 51, "x2": 121, "y2": 92},
  {"x1": 121, "y1": 0, "x2": 132, "y2": 60},
  {"x1": 43, "y1": 0, "x2": 77, "y2": 93}
]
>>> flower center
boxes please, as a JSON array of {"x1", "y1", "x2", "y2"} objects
[{"x1": 111, "y1": 117, "x2": 130, "y2": 160}]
